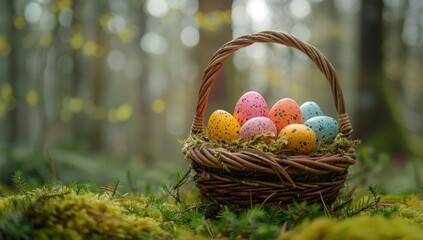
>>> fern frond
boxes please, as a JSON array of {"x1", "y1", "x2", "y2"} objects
[
  {"x1": 11, "y1": 170, "x2": 30, "y2": 194},
  {"x1": 162, "y1": 165, "x2": 193, "y2": 203}
]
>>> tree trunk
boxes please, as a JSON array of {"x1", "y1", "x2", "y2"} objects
[
  {"x1": 197, "y1": 1, "x2": 234, "y2": 116},
  {"x1": 136, "y1": 6, "x2": 154, "y2": 165},
  {"x1": 356, "y1": 0, "x2": 410, "y2": 155},
  {"x1": 6, "y1": 1, "x2": 18, "y2": 148},
  {"x1": 90, "y1": 2, "x2": 108, "y2": 151}
]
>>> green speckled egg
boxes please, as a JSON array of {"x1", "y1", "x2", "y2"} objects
[
  {"x1": 304, "y1": 116, "x2": 338, "y2": 143},
  {"x1": 207, "y1": 110, "x2": 240, "y2": 142},
  {"x1": 278, "y1": 124, "x2": 316, "y2": 154}
]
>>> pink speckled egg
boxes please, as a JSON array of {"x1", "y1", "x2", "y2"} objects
[
  {"x1": 207, "y1": 110, "x2": 240, "y2": 142},
  {"x1": 239, "y1": 117, "x2": 277, "y2": 141},
  {"x1": 269, "y1": 98, "x2": 303, "y2": 133},
  {"x1": 234, "y1": 91, "x2": 268, "y2": 126}
]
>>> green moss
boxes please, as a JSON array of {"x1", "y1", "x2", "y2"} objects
[
  {"x1": 0, "y1": 173, "x2": 422, "y2": 239},
  {"x1": 0, "y1": 186, "x2": 171, "y2": 239},
  {"x1": 181, "y1": 132, "x2": 360, "y2": 156},
  {"x1": 283, "y1": 215, "x2": 423, "y2": 240}
]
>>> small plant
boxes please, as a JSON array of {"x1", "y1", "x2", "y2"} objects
[{"x1": 11, "y1": 170, "x2": 31, "y2": 195}]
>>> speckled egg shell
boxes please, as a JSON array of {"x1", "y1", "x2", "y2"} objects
[
  {"x1": 239, "y1": 117, "x2": 277, "y2": 141},
  {"x1": 278, "y1": 124, "x2": 316, "y2": 154},
  {"x1": 234, "y1": 91, "x2": 269, "y2": 126},
  {"x1": 269, "y1": 98, "x2": 303, "y2": 132},
  {"x1": 304, "y1": 116, "x2": 338, "y2": 143},
  {"x1": 207, "y1": 110, "x2": 240, "y2": 142},
  {"x1": 300, "y1": 101, "x2": 324, "y2": 122}
]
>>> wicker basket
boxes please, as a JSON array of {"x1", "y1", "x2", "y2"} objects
[{"x1": 183, "y1": 31, "x2": 356, "y2": 207}]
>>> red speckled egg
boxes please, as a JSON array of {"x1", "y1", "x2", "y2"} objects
[
  {"x1": 234, "y1": 91, "x2": 268, "y2": 126},
  {"x1": 207, "y1": 110, "x2": 240, "y2": 142},
  {"x1": 239, "y1": 117, "x2": 277, "y2": 141},
  {"x1": 269, "y1": 98, "x2": 303, "y2": 132},
  {"x1": 278, "y1": 124, "x2": 316, "y2": 154}
]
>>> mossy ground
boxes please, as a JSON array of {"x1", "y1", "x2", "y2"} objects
[{"x1": 0, "y1": 171, "x2": 422, "y2": 239}]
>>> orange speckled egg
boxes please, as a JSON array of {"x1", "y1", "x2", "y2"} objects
[
  {"x1": 269, "y1": 98, "x2": 303, "y2": 132},
  {"x1": 278, "y1": 124, "x2": 316, "y2": 154},
  {"x1": 207, "y1": 110, "x2": 240, "y2": 142}
]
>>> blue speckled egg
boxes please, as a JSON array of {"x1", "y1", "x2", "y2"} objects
[
  {"x1": 300, "y1": 101, "x2": 324, "y2": 122},
  {"x1": 304, "y1": 116, "x2": 338, "y2": 143}
]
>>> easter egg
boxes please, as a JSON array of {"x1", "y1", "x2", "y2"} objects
[
  {"x1": 234, "y1": 91, "x2": 268, "y2": 126},
  {"x1": 239, "y1": 117, "x2": 277, "y2": 141},
  {"x1": 207, "y1": 110, "x2": 240, "y2": 142},
  {"x1": 300, "y1": 101, "x2": 324, "y2": 122},
  {"x1": 304, "y1": 116, "x2": 338, "y2": 143},
  {"x1": 279, "y1": 124, "x2": 316, "y2": 154},
  {"x1": 268, "y1": 98, "x2": 303, "y2": 132}
]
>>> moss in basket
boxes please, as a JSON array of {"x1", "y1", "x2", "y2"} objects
[{"x1": 181, "y1": 131, "x2": 360, "y2": 157}]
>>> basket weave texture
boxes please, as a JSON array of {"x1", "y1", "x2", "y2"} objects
[{"x1": 184, "y1": 31, "x2": 356, "y2": 207}]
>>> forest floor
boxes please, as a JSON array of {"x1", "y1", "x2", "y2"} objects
[{"x1": 0, "y1": 169, "x2": 422, "y2": 240}]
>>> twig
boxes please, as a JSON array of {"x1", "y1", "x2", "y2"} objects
[
  {"x1": 112, "y1": 180, "x2": 120, "y2": 198},
  {"x1": 126, "y1": 170, "x2": 137, "y2": 193},
  {"x1": 278, "y1": 222, "x2": 287, "y2": 238},
  {"x1": 173, "y1": 166, "x2": 192, "y2": 190},
  {"x1": 46, "y1": 150, "x2": 57, "y2": 182},
  {"x1": 260, "y1": 192, "x2": 277, "y2": 209},
  {"x1": 319, "y1": 192, "x2": 332, "y2": 216},
  {"x1": 206, "y1": 218, "x2": 216, "y2": 238}
]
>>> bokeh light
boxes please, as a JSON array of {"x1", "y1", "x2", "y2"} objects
[
  {"x1": 246, "y1": 0, "x2": 272, "y2": 30},
  {"x1": 152, "y1": 99, "x2": 166, "y2": 114},
  {"x1": 107, "y1": 50, "x2": 126, "y2": 71},
  {"x1": 290, "y1": 23, "x2": 310, "y2": 42},
  {"x1": 334, "y1": 0, "x2": 361, "y2": 14},
  {"x1": 25, "y1": 2, "x2": 42, "y2": 24},
  {"x1": 107, "y1": 15, "x2": 127, "y2": 34},
  {"x1": 59, "y1": 8, "x2": 73, "y2": 27},
  {"x1": 180, "y1": 26, "x2": 199, "y2": 47},
  {"x1": 145, "y1": 0, "x2": 169, "y2": 18},
  {"x1": 289, "y1": 0, "x2": 311, "y2": 19},
  {"x1": 140, "y1": 32, "x2": 168, "y2": 55},
  {"x1": 180, "y1": 0, "x2": 198, "y2": 16}
]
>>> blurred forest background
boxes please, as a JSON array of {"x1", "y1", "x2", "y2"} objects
[{"x1": 0, "y1": 0, "x2": 422, "y2": 193}]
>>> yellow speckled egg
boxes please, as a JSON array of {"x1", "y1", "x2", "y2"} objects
[
  {"x1": 207, "y1": 110, "x2": 240, "y2": 142},
  {"x1": 278, "y1": 124, "x2": 316, "y2": 154}
]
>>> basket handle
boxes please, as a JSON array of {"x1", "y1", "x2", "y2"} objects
[{"x1": 190, "y1": 31, "x2": 353, "y2": 138}]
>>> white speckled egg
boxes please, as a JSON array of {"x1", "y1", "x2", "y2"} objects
[
  {"x1": 300, "y1": 101, "x2": 324, "y2": 122},
  {"x1": 239, "y1": 117, "x2": 277, "y2": 141},
  {"x1": 234, "y1": 91, "x2": 268, "y2": 126},
  {"x1": 304, "y1": 116, "x2": 338, "y2": 143}
]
